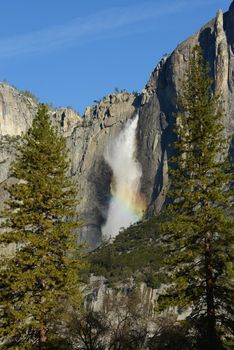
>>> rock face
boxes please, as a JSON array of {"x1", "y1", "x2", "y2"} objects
[
  {"x1": 84, "y1": 276, "x2": 190, "y2": 322},
  {"x1": 0, "y1": 2, "x2": 234, "y2": 250},
  {"x1": 138, "y1": 4, "x2": 234, "y2": 215},
  {"x1": 84, "y1": 276, "x2": 157, "y2": 317},
  {"x1": 0, "y1": 85, "x2": 37, "y2": 136},
  {"x1": 68, "y1": 93, "x2": 137, "y2": 248}
]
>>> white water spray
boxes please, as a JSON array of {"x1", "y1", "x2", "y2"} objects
[{"x1": 102, "y1": 115, "x2": 146, "y2": 238}]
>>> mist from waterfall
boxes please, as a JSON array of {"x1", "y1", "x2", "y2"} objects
[{"x1": 102, "y1": 115, "x2": 146, "y2": 238}]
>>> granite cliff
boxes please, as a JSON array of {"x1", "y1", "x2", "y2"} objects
[{"x1": 0, "y1": 2, "x2": 234, "y2": 250}]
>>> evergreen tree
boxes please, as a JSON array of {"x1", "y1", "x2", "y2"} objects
[
  {"x1": 158, "y1": 46, "x2": 234, "y2": 349},
  {"x1": 0, "y1": 104, "x2": 84, "y2": 349}
]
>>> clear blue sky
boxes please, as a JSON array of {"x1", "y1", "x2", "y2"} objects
[{"x1": 0, "y1": 0, "x2": 231, "y2": 114}]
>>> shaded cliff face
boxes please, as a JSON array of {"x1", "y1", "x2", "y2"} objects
[{"x1": 0, "y1": 2, "x2": 234, "y2": 250}]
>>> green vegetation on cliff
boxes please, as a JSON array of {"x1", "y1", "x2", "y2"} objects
[{"x1": 89, "y1": 216, "x2": 166, "y2": 289}]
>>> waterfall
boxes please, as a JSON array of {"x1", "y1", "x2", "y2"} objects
[{"x1": 102, "y1": 115, "x2": 146, "y2": 238}]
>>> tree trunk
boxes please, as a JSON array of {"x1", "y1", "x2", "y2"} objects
[
  {"x1": 39, "y1": 290, "x2": 47, "y2": 350},
  {"x1": 39, "y1": 326, "x2": 47, "y2": 350},
  {"x1": 205, "y1": 231, "x2": 218, "y2": 349}
]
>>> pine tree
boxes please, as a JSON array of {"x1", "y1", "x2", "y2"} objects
[
  {"x1": 0, "y1": 104, "x2": 84, "y2": 349},
  {"x1": 158, "y1": 46, "x2": 234, "y2": 349}
]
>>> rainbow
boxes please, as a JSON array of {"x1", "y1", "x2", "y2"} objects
[{"x1": 110, "y1": 182, "x2": 147, "y2": 221}]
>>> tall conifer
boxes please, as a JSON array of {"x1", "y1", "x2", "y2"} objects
[
  {"x1": 0, "y1": 104, "x2": 84, "y2": 349},
  {"x1": 158, "y1": 46, "x2": 234, "y2": 349}
]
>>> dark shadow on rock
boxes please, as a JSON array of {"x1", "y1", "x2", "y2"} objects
[
  {"x1": 148, "y1": 55, "x2": 177, "y2": 214},
  {"x1": 198, "y1": 27, "x2": 216, "y2": 78},
  {"x1": 224, "y1": 1, "x2": 234, "y2": 47},
  {"x1": 79, "y1": 158, "x2": 112, "y2": 251}
]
